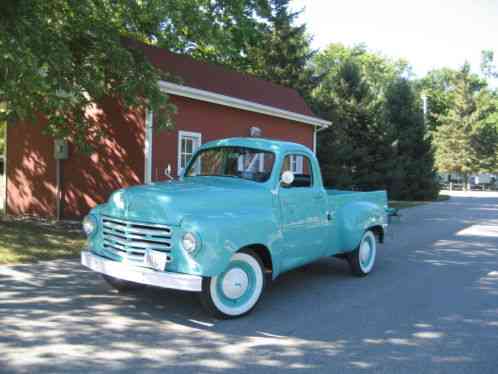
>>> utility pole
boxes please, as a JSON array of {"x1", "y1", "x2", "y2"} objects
[{"x1": 421, "y1": 93, "x2": 428, "y2": 125}]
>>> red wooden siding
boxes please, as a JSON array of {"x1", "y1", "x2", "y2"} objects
[
  {"x1": 6, "y1": 117, "x2": 57, "y2": 217},
  {"x1": 7, "y1": 96, "x2": 314, "y2": 219},
  {"x1": 152, "y1": 95, "x2": 314, "y2": 181},
  {"x1": 7, "y1": 98, "x2": 145, "y2": 219}
]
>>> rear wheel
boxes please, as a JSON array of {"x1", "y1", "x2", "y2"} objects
[
  {"x1": 348, "y1": 230, "x2": 377, "y2": 277},
  {"x1": 102, "y1": 274, "x2": 144, "y2": 292},
  {"x1": 199, "y1": 250, "x2": 265, "y2": 319}
]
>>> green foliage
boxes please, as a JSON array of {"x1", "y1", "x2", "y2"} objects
[
  {"x1": 315, "y1": 58, "x2": 392, "y2": 190},
  {"x1": 313, "y1": 44, "x2": 411, "y2": 96},
  {"x1": 385, "y1": 79, "x2": 439, "y2": 200},
  {"x1": 313, "y1": 44, "x2": 439, "y2": 200},
  {"x1": 0, "y1": 0, "x2": 271, "y2": 151},
  {"x1": 427, "y1": 64, "x2": 498, "y2": 178},
  {"x1": 244, "y1": 0, "x2": 316, "y2": 98},
  {"x1": 155, "y1": 0, "x2": 272, "y2": 71}
]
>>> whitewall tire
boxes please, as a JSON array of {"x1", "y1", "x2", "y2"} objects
[
  {"x1": 348, "y1": 230, "x2": 377, "y2": 277},
  {"x1": 199, "y1": 250, "x2": 265, "y2": 319}
]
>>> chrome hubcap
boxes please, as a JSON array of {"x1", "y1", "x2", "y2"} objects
[
  {"x1": 360, "y1": 240, "x2": 371, "y2": 265},
  {"x1": 221, "y1": 268, "x2": 249, "y2": 299}
]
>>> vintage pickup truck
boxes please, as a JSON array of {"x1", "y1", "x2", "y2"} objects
[{"x1": 81, "y1": 137, "x2": 388, "y2": 318}]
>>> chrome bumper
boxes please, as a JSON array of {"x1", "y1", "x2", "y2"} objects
[{"x1": 81, "y1": 251, "x2": 202, "y2": 292}]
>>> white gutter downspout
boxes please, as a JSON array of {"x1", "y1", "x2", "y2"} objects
[
  {"x1": 144, "y1": 110, "x2": 153, "y2": 184},
  {"x1": 314, "y1": 122, "x2": 330, "y2": 154},
  {"x1": 313, "y1": 127, "x2": 317, "y2": 154},
  {"x1": 2, "y1": 122, "x2": 7, "y2": 212}
]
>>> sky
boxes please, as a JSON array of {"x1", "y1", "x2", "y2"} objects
[{"x1": 291, "y1": 0, "x2": 498, "y2": 78}]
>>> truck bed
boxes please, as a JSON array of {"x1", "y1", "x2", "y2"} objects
[{"x1": 326, "y1": 189, "x2": 387, "y2": 210}]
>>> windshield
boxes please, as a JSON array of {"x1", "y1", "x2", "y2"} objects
[{"x1": 185, "y1": 146, "x2": 275, "y2": 183}]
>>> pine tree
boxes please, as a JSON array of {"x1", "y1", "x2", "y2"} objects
[
  {"x1": 385, "y1": 79, "x2": 439, "y2": 200},
  {"x1": 316, "y1": 60, "x2": 395, "y2": 190},
  {"x1": 433, "y1": 64, "x2": 483, "y2": 187},
  {"x1": 246, "y1": 0, "x2": 316, "y2": 98}
]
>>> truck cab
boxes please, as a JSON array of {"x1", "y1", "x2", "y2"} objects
[{"x1": 82, "y1": 137, "x2": 388, "y2": 318}]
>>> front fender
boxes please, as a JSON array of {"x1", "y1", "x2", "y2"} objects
[
  {"x1": 339, "y1": 201, "x2": 385, "y2": 252},
  {"x1": 166, "y1": 209, "x2": 279, "y2": 277}
]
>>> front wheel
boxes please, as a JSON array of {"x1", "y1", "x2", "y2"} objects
[
  {"x1": 348, "y1": 230, "x2": 377, "y2": 277},
  {"x1": 199, "y1": 250, "x2": 265, "y2": 319}
]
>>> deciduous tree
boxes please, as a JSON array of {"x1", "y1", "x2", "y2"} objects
[{"x1": 0, "y1": 0, "x2": 271, "y2": 151}]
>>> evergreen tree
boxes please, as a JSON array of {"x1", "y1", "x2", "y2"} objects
[
  {"x1": 422, "y1": 62, "x2": 498, "y2": 181},
  {"x1": 385, "y1": 79, "x2": 439, "y2": 200},
  {"x1": 469, "y1": 89, "x2": 498, "y2": 174},
  {"x1": 432, "y1": 65, "x2": 484, "y2": 187},
  {"x1": 246, "y1": 0, "x2": 316, "y2": 98},
  {"x1": 315, "y1": 60, "x2": 395, "y2": 190}
]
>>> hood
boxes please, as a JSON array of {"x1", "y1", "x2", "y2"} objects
[{"x1": 101, "y1": 177, "x2": 270, "y2": 225}]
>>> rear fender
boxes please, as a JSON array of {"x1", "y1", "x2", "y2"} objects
[{"x1": 339, "y1": 201, "x2": 386, "y2": 252}]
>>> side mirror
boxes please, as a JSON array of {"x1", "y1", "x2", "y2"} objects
[{"x1": 281, "y1": 170, "x2": 295, "y2": 186}]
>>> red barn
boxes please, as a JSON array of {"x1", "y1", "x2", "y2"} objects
[{"x1": 4, "y1": 42, "x2": 330, "y2": 220}]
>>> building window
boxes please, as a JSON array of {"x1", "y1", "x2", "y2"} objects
[
  {"x1": 178, "y1": 131, "x2": 202, "y2": 175},
  {"x1": 237, "y1": 152, "x2": 265, "y2": 172},
  {"x1": 289, "y1": 155, "x2": 303, "y2": 174},
  {"x1": 281, "y1": 154, "x2": 313, "y2": 187}
]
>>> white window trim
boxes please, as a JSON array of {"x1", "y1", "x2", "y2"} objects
[
  {"x1": 177, "y1": 130, "x2": 202, "y2": 176},
  {"x1": 289, "y1": 155, "x2": 304, "y2": 174}
]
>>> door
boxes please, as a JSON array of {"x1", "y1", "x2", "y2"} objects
[{"x1": 278, "y1": 154, "x2": 328, "y2": 271}]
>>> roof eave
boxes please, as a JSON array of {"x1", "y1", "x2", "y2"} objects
[{"x1": 158, "y1": 80, "x2": 331, "y2": 128}]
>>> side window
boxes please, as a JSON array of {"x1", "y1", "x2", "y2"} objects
[
  {"x1": 281, "y1": 154, "x2": 313, "y2": 188},
  {"x1": 178, "y1": 131, "x2": 202, "y2": 175}
]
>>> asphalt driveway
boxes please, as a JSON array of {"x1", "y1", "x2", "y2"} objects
[{"x1": 1, "y1": 191, "x2": 497, "y2": 373}]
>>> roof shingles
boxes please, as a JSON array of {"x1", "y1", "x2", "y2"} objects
[{"x1": 126, "y1": 39, "x2": 317, "y2": 119}]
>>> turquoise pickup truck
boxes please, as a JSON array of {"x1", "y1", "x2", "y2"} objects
[{"x1": 82, "y1": 137, "x2": 388, "y2": 318}]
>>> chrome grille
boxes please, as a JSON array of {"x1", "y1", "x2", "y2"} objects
[{"x1": 102, "y1": 216, "x2": 172, "y2": 265}]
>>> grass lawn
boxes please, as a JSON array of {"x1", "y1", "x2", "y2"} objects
[
  {"x1": 389, "y1": 194, "x2": 450, "y2": 210},
  {"x1": 0, "y1": 218, "x2": 85, "y2": 265}
]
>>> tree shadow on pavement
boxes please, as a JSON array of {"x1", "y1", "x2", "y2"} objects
[{"x1": 1, "y1": 192, "x2": 497, "y2": 373}]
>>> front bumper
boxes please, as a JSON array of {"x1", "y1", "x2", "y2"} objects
[{"x1": 81, "y1": 251, "x2": 202, "y2": 292}]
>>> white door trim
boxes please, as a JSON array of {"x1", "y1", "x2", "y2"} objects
[
  {"x1": 144, "y1": 110, "x2": 153, "y2": 184},
  {"x1": 1, "y1": 127, "x2": 6, "y2": 212}
]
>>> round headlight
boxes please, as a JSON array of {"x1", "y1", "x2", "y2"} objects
[
  {"x1": 182, "y1": 232, "x2": 198, "y2": 253},
  {"x1": 82, "y1": 215, "x2": 98, "y2": 237},
  {"x1": 112, "y1": 191, "x2": 126, "y2": 210}
]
